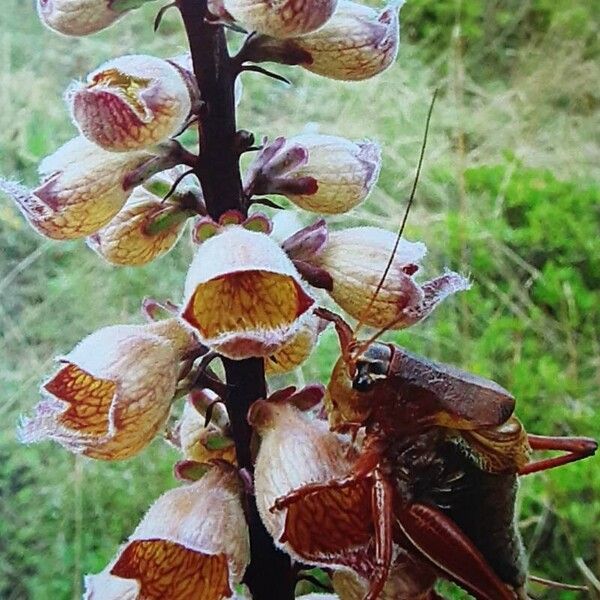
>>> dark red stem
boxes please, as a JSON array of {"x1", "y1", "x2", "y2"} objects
[{"x1": 176, "y1": 2, "x2": 296, "y2": 598}]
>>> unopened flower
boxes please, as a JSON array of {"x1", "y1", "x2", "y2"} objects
[
  {"x1": 175, "y1": 395, "x2": 236, "y2": 465},
  {"x1": 68, "y1": 55, "x2": 193, "y2": 152},
  {"x1": 265, "y1": 313, "x2": 324, "y2": 375},
  {"x1": 290, "y1": 0, "x2": 403, "y2": 81},
  {"x1": 250, "y1": 386, "x2": 374, "y2": 571},
  {"x1": 224, "y1": 0, "x2": 337, "y2": 39},
  {"x1": 0, "y1": 136, "x2": 158, "y2": 240},
  {"x1": 87, "y1": 187, "x2": 191, "y2": 266},
  {"x1": 332, "y1": 557, "x2": 436, "y2": 600},
  {"x1": 84, "y1": 463, "x2": 250, "y2": 599},
  {"x1": 246, "y1": 136, "x2": 380, "y2": 214},
  {"x1": 37, "y1": 0, "x2": 125, "y2": 36},
  {"x1": 311, "y1": 227, "x2": 471, "y2": 328},
  {"x1": 182, "y1": 225, "x2": 314, "y2": 359},
  {"x1": 20, "y1": 319, "x2": 199, "y2": 460}
]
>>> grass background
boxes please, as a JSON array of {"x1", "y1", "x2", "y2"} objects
[{"x1": 0, "y1": 0, "x2": 598, "y2": 598}]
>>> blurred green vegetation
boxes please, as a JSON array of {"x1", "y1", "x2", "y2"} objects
[{"x1": 0, "y1": 1, "x2": 598, "y2": 599}]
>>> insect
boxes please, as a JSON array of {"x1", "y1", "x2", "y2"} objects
[
  {"x1": 271, "y1": 91, "x2": 597, "y2": 600},
  {"x1": 273, "y1": 309, "x2": 597, "y2": 599}
]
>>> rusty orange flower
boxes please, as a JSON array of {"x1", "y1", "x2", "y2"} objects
[
  {"x1": 250, "y1": 386, "x2": 375, "y2": 573},
  {"x1": 19, "y1": 319, "x2": 199, "y2": 460},
  {"x1": 84, "y1": 463, "x2": 250, "y2": 599}
]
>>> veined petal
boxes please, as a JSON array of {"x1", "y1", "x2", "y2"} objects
[
  {"x1": 19, "y1": 319, "x2": 198, "y2": 460},
  {"x1": 224, "y1": 0, "x2": 337, "y2": 39},
  {"x1": 37, "y1": 0, "x2": 124, "y2": 36},
  {"x1": 251, "y1": 389, "x2": 374, "y2": 571},
  {"x1": 84, "y1": 464, "x2": 250, "y2": 599},
  {"x1": 182, "y1": 226, "x2": 314, "y2": 359},
  {"x1": 0, "y1": 137, "x2": 154, "y2": 240},
  {"x1": 69, "y1": 55, "x2": 193, "y2": 152},
  {"x1": 313, "y1": 227, "x2": 469, "y2": 329},
  {"x1": 265, "y1": 313, "x2": 324, "y2": 375},
  {"x1": 292, "y1": 0, "x2": 403, "y2": 81},
  {"x1": 248, "y1": 135, "x2": 381, "y2": 214}
]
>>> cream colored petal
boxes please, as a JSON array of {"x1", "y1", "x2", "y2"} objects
[
  {"x1": 37, "y1": 0, "x2": 123, "y2": 36},
  {"x1": 224, "y1": 0, "x2": 337, "y2": 38},
  {"x1": 294, "y1": 0, "x2": 403, "y2": 81}
]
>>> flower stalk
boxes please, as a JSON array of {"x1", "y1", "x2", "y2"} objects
[{"x1": 176, "y1": 1, "x2": 296, "y2": 597}]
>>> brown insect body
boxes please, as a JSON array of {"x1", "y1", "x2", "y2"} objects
[{"x1": 340, "y1": 345, "x2": 528, "y2": 597}]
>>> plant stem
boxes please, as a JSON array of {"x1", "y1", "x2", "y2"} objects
[{"x1": 176, "y1": 2, "x2": 296, "y2": 598}]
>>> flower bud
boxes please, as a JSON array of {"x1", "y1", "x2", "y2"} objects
[
  {"x1": 312, "y1": 227, "x2": 471, "y2": 328},
  {"x1": 265, "y1": 313, "x2": 324, "y2": 375},
  {"x1": 250, "y1": 387, "x2": 374, "y2": 571},
  {"x1": 291, "y1": 0, "x2": 403, "y2": 81},
  {"x1": 176, "y1": 396, "x2": 236, "y2": 465},
  {"x1": 68, "y1": 55, "x2": 193, "y2": 152},
  {"x1": 84, "y1": 463, "x2": 250, "y2": 599},
  {"x1": 182, "y1": 226, "x2": 314, "y2": 359},
  {"x1": 246, "y1": 135, "x2": 380, "y2": 214},
  {"x1": 224, "y1": 0, "x2": 337, "y2": 39},
  {"x1": 19, "y1": 319, "x2": 199, "y2": 460},
  {"x1": 87, "y1": 187, "x2": 190, "y2": 266},
  {"x1": 37, "y1": 0, "x2": 125, "y2": 36},
  {"x1": 0, "y1": 136, "x2": 158, "y2": 240}
]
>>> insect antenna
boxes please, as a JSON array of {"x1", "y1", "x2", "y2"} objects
[
  {"x1": 353, "y1": 88, "x2": 439, "y2": 344},
  {"x1": 351, "y1": 88, "x2": 438, "y2": 358}
]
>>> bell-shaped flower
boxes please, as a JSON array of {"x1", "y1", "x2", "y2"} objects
[
  {"x1": 182, "y1": 224, "x2": 314, "y2": 359},
  {"x1": 310, "y1": 227, "x2": 471, "y2": 328},
  {"x1": 0, "y1": 136, "x2": 161, "y2": 240},
  {"x1": 68, "y1": 55, "x2": 194, "y2": 152},
  {"x1": 84, "y1": 462, "x2": 250, "y2": 599},
  {"x1": 246, "y1": 0, "x2": 403, "y2": 80},
  {"x1": 294, "y1": 0, "x2": 402, "y2": 80},
  {"x1": 87, "y1": 187, "x2": 192, "y2": 266},
  {"x1": 37, "y1": 0, "x2": 126, "y2": 36},
  {"x1": 265, "y1": 312, "x2": 325, "y2": 375},
  {"x1": 250, "y1": 386, "x2": 375, "y2": 572},
  {"x1": 246, "y1": 135, "x2": 381, "y2": 214},
  {"x1": 19, "y1": 319, "x2": 199, "y2": 460},
  {"x1": 223, "y1": 0, "x2": 337, "y2": 39}
]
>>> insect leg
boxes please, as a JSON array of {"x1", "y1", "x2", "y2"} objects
[
  {"x1": 363, "y1": 469, "x2": 394, "y2": 600},
  {"x1": 397, "y1": 503, "x2": 515, "y2": 600},
  {"x1": 519, "y1": 435, "x2": 597, "y2": 476}
]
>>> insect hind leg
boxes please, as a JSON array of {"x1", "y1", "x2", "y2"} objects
[{"x1": 519, "y1": 434, "x2": 597, "y2": 476}]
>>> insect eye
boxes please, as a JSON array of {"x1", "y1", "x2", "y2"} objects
[{"x1": 369, "y1": 360, "x2": 388, "y2": 376}]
